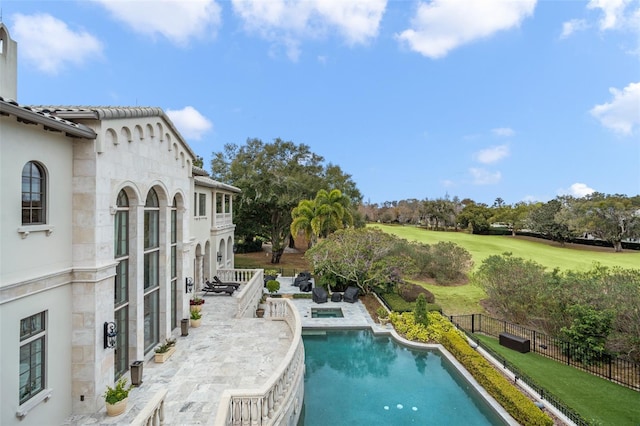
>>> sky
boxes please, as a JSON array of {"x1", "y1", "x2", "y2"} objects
[{"x1": 1, "y1": 0, "x2": 639, "y2": 206}]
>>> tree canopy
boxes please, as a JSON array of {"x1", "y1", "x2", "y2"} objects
[{"x1": 210, "y1": 138, "x2": 361, "y2": 262}]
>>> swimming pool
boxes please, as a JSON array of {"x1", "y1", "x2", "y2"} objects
[
  {"x1": 299, "y1": 330, "x2": 509, "y2": 425},
  {"x1": 310, "y1": 307, "x2": 344, "y2": 318}
]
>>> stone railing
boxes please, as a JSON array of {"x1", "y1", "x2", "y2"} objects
[
  {"x1": 131, "y1": 388, "x2": 167, "y2": 426},
  {"x1": 214, "y1": 298, "x2": 305, "y2": 426},
  {"x1": 218, "y1": 268, "x2": 264, "y2": 318}
]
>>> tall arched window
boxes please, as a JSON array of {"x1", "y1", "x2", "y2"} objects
[
  {"x1": 22, "y1": 162, "x2": 46, "y2": 224},
  {"x1": 170, "y1": 196, "x2": 178, "y2": 330},
  {"x1": 114, "y1": 190, "x2": 129, "y2": 379},
  {"x1": 143, "y1": 188, "x2": 160, "y2": 353}
]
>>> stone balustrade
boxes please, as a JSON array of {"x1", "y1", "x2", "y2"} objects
[
  {"x1": 217, "y1": 268, "x2": 264, "y2": 318},
  {"x1": 131, "y1": 388, "x2": 167, "y2": 426},
  {"x1": 214, "y1": 298, "x2": 305, "y2": 426}
]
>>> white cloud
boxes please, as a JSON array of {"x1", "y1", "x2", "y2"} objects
[
  {"x1": 590, "y1": 82, "x2": 640, "y2": 135},
  {"x1": 558, "y1": 183, "x2": 596, "y2": 197},
  {"x1": 396, "y1": 0, "x2": 536, "y2": 59},
  {"x1": 11, "y1": 13, "x2": 103, "y2": 74},
  {"x1": 95, "y1": 0, "x2": 222, "y2": 46},
  {"x1": 469, "y1": 168, "x2": 501, "y2": 185},
  {"x1": 492, "y1": 127, "x2": 515, "y2": 137},
  {"x1": 166, "y1": 106, "x2": 213, "y2": 140},
  {"x1": 474, "y1": 144, "x2": 509, "y2": 164},
  {"x1": 587, "y1": 0, "x2": 636, "y2": 31},
  {"x1": 560, "y1": 19, "x2": 589, "y2": 38},
  {"x1": 231, "y1": 0, "x2": 386, "y2": 60}
]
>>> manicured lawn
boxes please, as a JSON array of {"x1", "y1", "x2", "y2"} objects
[
  {"x1": 371, "y1": 224, "x2": 640, "y2": 271},
  {"x1": 475, "y1": 334, "x2": 640, "y2": 425},
  {"x1": 410, "y1": 280, "x2": 487, "y2": 315}
]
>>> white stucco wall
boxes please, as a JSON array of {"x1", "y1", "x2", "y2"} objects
[{"x1": 0, "y1": 117, "x2": 75, "y2": 286}]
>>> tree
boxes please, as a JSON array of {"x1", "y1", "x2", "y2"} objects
[
  {"x1": 491, "y1": 202, "x2": 531, "y2": 236},
  {"x1": 210, "y1": 138, "x2": 359, "y2": 263},
  {"x1": 527, "y1": 199, "x2": 574, "y2": 245},
  {"x1": 569, "y1": 193, "x2": 640, "y2": 252},
  {"x1": 457, "y1": 202, "x2": 492, "y2": 234},
  {"x1": 414, "y1": 294, "x2": 429, "y2": 326},
  {"x1": 291, "y1": 188, "x2": 353, "y2": 247},
  {"x1": 305, "y1": 228, "x2": 415, "y2": 294}
]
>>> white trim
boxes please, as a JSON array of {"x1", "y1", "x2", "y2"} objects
[
  {"x1": 17, "y1": 225, "x2": 54, "y2": 238},
  {"x1": 15, "y1": 388, "x2": 53, "y2": 418}
]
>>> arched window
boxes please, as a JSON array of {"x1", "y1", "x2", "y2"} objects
[
  {"x1": 22, "y1": 162, "x2": 46, "y2": 225},
  {"x1": 143, "y1": 188, "x2": 160, "y2": 353},
  {"x1": 114, "y1": 190, "x2": 129, "y2": 379}
]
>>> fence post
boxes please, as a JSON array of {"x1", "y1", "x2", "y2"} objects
[
  {"x1": 532, "y1": 330, "x2": 536, "y2": 353},
  {"x1": 471, "y1": 314, "x2": 475, "y2": 334}
]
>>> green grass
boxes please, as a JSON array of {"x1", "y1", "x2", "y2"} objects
[
  {"x1": 474, "y1": 334, "x2": 640, "y2": 425},
  {"x1": 413, "y1": 280, "x2": 487, "y2": 314},
  {"x1": 371, "y1": 223, "x2": 640, "y2": 272}
]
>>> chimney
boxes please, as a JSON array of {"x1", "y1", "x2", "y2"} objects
[{"x1": 0, "y1": 23, "x2": 18, "y2": 100}]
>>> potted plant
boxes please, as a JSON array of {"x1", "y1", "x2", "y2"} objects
[
  {"x1": 154, "y1": 338, "x2": 177, "y2": 363},
  {"x1": 377, "y1": 307, "x2": 390, "y2": 325},
  {"x1": 104, "y1": 377, "x2": 132, "y2": 417},
  {"x1": 190, "y1": 296, "x2": 205, "y2": 312},
  {"x1": 190, "y1": 309, "x2": 202, "y2": 327},
  {"x1": 266, "y1": 279, "x2": 280, "y2": 296}
]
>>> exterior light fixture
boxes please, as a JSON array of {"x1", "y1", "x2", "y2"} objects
[
  {"x1": 217, "y1": 252, "x2": 222, "y2": 262},
  {"x1": 104, "y1": 321, "x2": 117, "y2": 349},
  {"x1": 185, "y1": 277, "x2": 194, "y2": 293}
]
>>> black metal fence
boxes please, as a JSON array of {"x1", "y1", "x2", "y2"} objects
[{"x1": 449, "y1": 314, "x2": 640, "y2": 391}]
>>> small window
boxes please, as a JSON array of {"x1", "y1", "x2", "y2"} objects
[
  {"x1": 19, "y1": 312, "x2": 46, "y2": 404},
  {"x1": 22, "y1": 162, "x2": 46, "y2": 225},
  {"x1": 198, "y1": 193, "x2": 206, "y2": 216}
]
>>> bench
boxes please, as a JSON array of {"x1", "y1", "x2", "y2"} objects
[{"x1": 499, "y1": 332, "x2": 530, "y2": 353}]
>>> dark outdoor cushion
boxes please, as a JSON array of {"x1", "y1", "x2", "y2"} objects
[
  {"x1": 294, "y1": 272, "x2": 311, "y2": 286},
  {"x1": 264, "y1": 275, "x2": 277, "y2": 287},
  {"x1": 343, "y1": 286, "x2": 359, "y2": 303},
  {"x1": 312, "y1": 287, "x2": 328, "y2": 303},
  {"x1": 331, "y1": 292, "x2": 342, "y2": 302}
]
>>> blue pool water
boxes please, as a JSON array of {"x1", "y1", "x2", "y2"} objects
[{"x1": 299, "y1": 330, "x2": 508, "y2": 425}]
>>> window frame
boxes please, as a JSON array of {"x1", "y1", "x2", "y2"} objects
[
  {"x1": 19, "y1": 312, "x2": 46, "y2": 405},
  {"x1": 21, "y1": 161, "x2": 46, "y2": 225}
]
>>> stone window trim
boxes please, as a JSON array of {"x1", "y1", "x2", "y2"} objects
[
  {"x1": 15, "y1": 388, "x2": 53, "y2": 419},
  {"x1": 17, "y1": 224, "x2": 55, "y2": 239}
]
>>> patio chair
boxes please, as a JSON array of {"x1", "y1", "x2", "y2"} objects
[
  {"x1": 343, "y1": 286, "x2": 359, "y2": 303},
  {"x1": 202, "y1": 282, "x2": 235, "y2": 296},
  {"x1": 212, "y1": 276, "x2": 241, "y2": 289},
  {"x1": 312, "y1": 287, "x2": 328, "y2": 303}
]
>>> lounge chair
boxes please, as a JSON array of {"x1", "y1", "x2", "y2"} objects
[
  {"x1": 202, "y1": 281, "x2": 235, "y2": 296},
  {"x1": 212, "y1": 276, "x2": 241, "y2": 289}
]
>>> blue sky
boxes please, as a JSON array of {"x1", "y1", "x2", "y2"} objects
[{"x1": 2, "y1": 0, "x2": 639, "y2": 205}]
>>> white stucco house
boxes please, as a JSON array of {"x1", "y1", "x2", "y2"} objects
[{"x1": 0, "y1": 23, "x2": 241, "y2": 425}]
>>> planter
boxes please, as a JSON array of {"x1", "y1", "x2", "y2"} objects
[
  {"x1": 256, "y1": 308, "x2": 265, "y2": 318},
  {"x1": 154, "y1": 345, "x2": 176, "y2": 363},
  {"x1": 190, "y1": 318, "x2": 202, "y2": 328},
  {"x1": 378, "y1": 317, "x2": 389, "y2": 326},
  {"x1": 190, "y1": 304, "x2": 202, "y2": 312},
  {"x1": 106, "y1": 397, "x2": 128, "y2": 417}
]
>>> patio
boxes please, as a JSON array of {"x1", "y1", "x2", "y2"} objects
[{"x1": 64, "y1": 288, "x2": 292, "y2": 425}]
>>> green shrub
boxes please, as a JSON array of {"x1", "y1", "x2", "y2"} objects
[
  {"x1": 266, "y1": 279, "x2": 280, "y2": 294},
  {"x1": 380, "y1": 292, "x2": 441, "y2": 313},
  {"x1": 414, "y1": 294, "x2": 429, "y2": 326},
  {"x1": 397, "y1": 282, "x2": 435, "y2": 303},
  {"x1": 390, "y1": 312, "x2": 553, "y2": 426},
  {"x1": 292, "y1": 293, "x2": 313, "y2": 299},
  {"x1": 104, "y1": 377, "x2": 132, "y2": 405}
]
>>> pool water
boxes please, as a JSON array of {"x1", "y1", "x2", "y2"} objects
[
  {"x1": 299, "y1": 330, "x2": 508, "y2": 426},
  {"x1": 310, "y1": 308, "x2": 344, "y2": 318}
]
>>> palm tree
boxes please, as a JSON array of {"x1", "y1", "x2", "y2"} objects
[{"x1": 291, "y1": 189, "x2": 353, "y2": 248}]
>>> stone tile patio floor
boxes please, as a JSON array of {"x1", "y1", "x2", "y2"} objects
[{"x1": 65, "y1": 277, "x2": 382, "y2": 425}]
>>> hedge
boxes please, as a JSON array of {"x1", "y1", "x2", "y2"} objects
[{"x1": 390, "y1": 312, "x2": 553, "y2": 426}]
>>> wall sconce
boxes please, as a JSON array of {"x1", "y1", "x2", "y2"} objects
[
  {"x1": 217, "y1": 252, "x2": 222, "y2": 262},
  {"x1": 104, "y1": 321, "x2": 117, "y2": 349},
  {"x1": 185, "y1": 277, "x2": 194, "y2": 293}
]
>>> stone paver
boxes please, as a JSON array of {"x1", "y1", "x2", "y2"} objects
[{"x1": 65, "y1": 278, "x2": 380, "y2": 425}]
